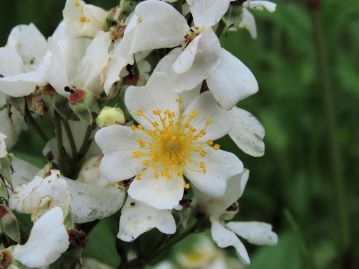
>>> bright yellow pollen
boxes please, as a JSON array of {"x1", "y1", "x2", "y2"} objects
[
  {"x1": 131, "y1": 108, "x2": 222, "y2": 184},
  {"x1": 79, "y1": 16, "x2": 88, "y2": 23},
  {"x1": 74, "y1": 1, "x2": 81, "y2": 7}
]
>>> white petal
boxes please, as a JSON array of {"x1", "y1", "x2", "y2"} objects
[
  {"x1": 172, "y1": 34, "x2": 201, "y2": 74},
  {"x1": 7, "y1": 23, "x2": 47, "y2": 67},
  {"x1": 184, "y1": 148, "x2": 243, "y2": 197},
  {"x1": 11, "y1": 158, "x2": 39, "y2": 187},
  {"x1": 48, "y1": 23, "x2": 89, "y2": 95},
  {"x1": 118, "y1": 198, "x2": 176, "y2": 241},
  {"x1": 244, "y1": 0, "x2": 277, "y2": 12},
  {"x1": 182, "y1": 91, "x2": 232, "y2": 141},
  {"x1": 207, "y1": 48, "x2": 258, "y2": 110},
  {"x1": 0, "y1": 132, "x2": 7, "y2": 158},
  {"x1": 0, "y1": 70, "x2": 47, "y2": 97},
  {"x1": 63, "y1": 0, "x2": 108, "y2": 37},
  {"x1": 229, "y1": 107, "x2": 265, "y2": 157},
  {"x1": 0, "y1": 46, "x2": 24, "y2": 76},
  {"x1": 13, "y1": 207, "x2": 69, "y2": 268},
  {"x1": 195, "y1": 169, "x2": 249, "y2": 218},
  {"x1": 66, "y1": 179, "x2": 126, "y2": 223},
  {"x1": 95, "y1": 125, "x2": 146, "y2": 181},
  {"x1": 239, "y1": 8, "x2": 257, "y2": 39},
  {"x1": 187, "y1": 0, "x2": 231, "y2": 28},
  {"x1": 130, "y1": 0, "x2": 189, "y2": 53},
  {"x1": 73, "y1": 31, "x2": 111, "y2": 94},
  {"x1": 77, "y1": 156, "x2": 110, "y2": 186},
  {"x1": 125, "y1": 73, "x2": 179, "y2": 130},
  {"x1": 0, "y1": 93, "x2": 24, "y2": 148},
  {"x1": 23, "y1": 171, "x2": 71, "y2": 219},
  {"x1": 156, "y1": 29, "x2": 221, "y2": 93},
  {"x1": 128, "y1": 171, "x2": 184, "y2": 210},
  {"x1": 226, "y1": 221, "x2": 278, "y2": 245},
  {"x1": 104, "y1": 30, "x2": 135, "y2": 93},
  {"x1": 210, "y1": 218, "x2": 250, "y2": 265}
]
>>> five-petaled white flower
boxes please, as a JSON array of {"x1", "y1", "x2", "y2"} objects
[
  {"x1": 96, "y1": 73, "x2": 243, "y2": 210},
  {"x1": 195, "y1": 169, "x2": 278, "y2": 265}
]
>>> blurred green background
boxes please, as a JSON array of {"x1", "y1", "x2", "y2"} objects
[{"x1": 1, "y1": 0, "x2": 358, "y2": 268}]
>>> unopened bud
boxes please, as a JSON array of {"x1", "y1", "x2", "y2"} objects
[
  {"x1": 96, "y1": 107, "x2": 125, "y2": 128},
  {"x1": 0, "y1": 249, "x2": 13, "y2": 269}
]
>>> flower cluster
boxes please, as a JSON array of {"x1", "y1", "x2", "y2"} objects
[{"x1": 0, "y1": 0, "x2": 277, "y2": 268}]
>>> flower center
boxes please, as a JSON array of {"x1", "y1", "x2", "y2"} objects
[
  {"x1": 130, "y1": 98, "x2": 220, "y2": 186},
  {"x1": 184, "y1": 26, "x2": 203, "y2": 47}
]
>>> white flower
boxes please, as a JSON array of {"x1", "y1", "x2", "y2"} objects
[
  {"x1": 0, "y1": 93, "x2": 24, "y2": 149},
  {"x1": 47, "y1": 22, "x2": 111, "y2": 96},
  {"x1": 96, "y1": 73, "x2": 243, "y2": 210},
  {"x1": 152, "y1": 46, "x2": 258, "y2": 110},
  {"x1": 10, "y1": 167, "x2": 126, "y2": 224},
  {"x1": 195, "y1": 170, "x2": 277, "y2": 265},
  {"x1": 118, "y1": 197, "x2": 176, "y2": 242},
  {"x1": 13, "y1": 207, "x2": 70, "y2": 268},
  {"x1": 104, "y1": 0, "x2": 231, "y2": 93},
  {"x1": 63, "y1": 0, "x2": 108, "y2": 38},
  {"x1": 0, "y1": 132, "x2": 7, "y2": 158},
  {"x1": 239, "y1": 0, "x2": 277, "y2": 39},
  {"x1": 0, "y1": 23, "x2": 50, "y2": 97}
]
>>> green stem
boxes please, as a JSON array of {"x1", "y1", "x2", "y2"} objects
[
  {"x1": 62, "y1": 118, "x2": 77, "y2": 159},
  {"x1": 310, "y1": 5, "x2": 351, "y2": 257},
  {"x1": 53, "y1": 111, "x2": 65, "y2": 171},
  {"x1": 77, "y1": 125, "x2": 93, "y2": 159},
  {"x1": 24, "y1": 106, "x2": 49, "y2": 143},
  {"x1": 123, "y1": 215, "x2": 209, "y2": 269}
]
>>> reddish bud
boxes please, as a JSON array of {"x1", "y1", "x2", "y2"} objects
[
  {"x1": 0, "y1": 206, "x2": 7, "y2": 219},
  {"x1": 69, "y1": 89, "x2": 87, "y2": 105}
]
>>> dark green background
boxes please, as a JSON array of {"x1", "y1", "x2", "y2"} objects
[{"x1": 1, "y1": 0, "x2": 358, "y2": 268}]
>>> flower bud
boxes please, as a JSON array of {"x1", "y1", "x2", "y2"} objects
[
  {"x1": 0, "y1": 249, "x2": 13, "y2": 269},
  {"x1": 69, "y1": 89, "x2": 99, "y2": 124},
  {"x1": 96, "y1": 107, "x2": 125, "y2": 128}
]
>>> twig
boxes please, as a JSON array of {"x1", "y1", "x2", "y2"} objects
[{"x1": 24, "y1": 105, "x2": 49, "y2": 143}]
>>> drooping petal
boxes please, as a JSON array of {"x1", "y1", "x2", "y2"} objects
[
  {"x1": 125, "y1": 73, "x2": 179, "y2": 130},
  {"x1": 244, "y1": 0, "x2": 277, "y2": 12},
  {"x1": 187, "y1": 0, "x2": 231, "y2": 28},
  {"x1": 0, "y1": 132, "x2": 7, "y2": 158},
  {"x1": 207, "y1": 49, "x2": 258, "y2": 110},
  {"x1": 11, "y1": 158, "x2": 39, "y2": 187},
  {"x1": 95, "y1": 125, "x2": 146, "y2": 181},
  {"x1": 184, "y1": 149, "x2": 243, "y2": 197},
  {"x1": 172, "y1": 33, "x2": 201, "y2": 74},
  {"x1": 194, "y1": 169, "x2": 249, "y2": 218},
  {"x1": 0, "y1": 46, "x2": 24, "y2": 76},
  {"x1": 210, "y1": 218, "x2": 250, "y2": 265},
  {"x1": 47, "y1": 22, "x2": 89, "y2": 95},
  {"x1": 7, "y1": 23, "x2": 47, "y2": 68},
  {"x1": 0, "y1": 93, "x2": 24, "y2": 148},
  {"x1": 13, "y1": 207, "x2": 69, "y2": 268},
  {"x1": 238, "y1": 8, "x2": 257, "y2": 39},
  {"x1": 118, "y1": 198, "x2": 176, "y2": 241},
  {"x1": 72, "y1": 31, "x2": 111, "y2": 95},
  {"x1": 182, "y1": 92, "x2": 232, "y2": 141},
  {"x1": 104, "y1": 29, "x2": 135, "y2": 94},
  {"x1": 229, "y1": 107, "x2": 265, "y2": 157},
  {"x1": 129, "y1": 0, "x2": 189, "y2": 53},
  {"x1": 66, "y1": 179, "x2": 126, "y2": 223},
  {"x1": 63, "y1": 0, "x2": 108, "y2": 37},
  {"x1": 128, "y1": 171, "x2": 184, "y2": 210},
  {"x1": 153, "y1": 29, "x2": 221, "y2": 93},
  {"x1": 226, "y1": 221, "x2": 278, "y2": 246}
]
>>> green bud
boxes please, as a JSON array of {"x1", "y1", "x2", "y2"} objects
[
  {"x1": 69, "y1": 89, "x2": 99, "y2": 124},
  {"x1": 96, "y1": 107, "x2": 125, "y2": 128}
]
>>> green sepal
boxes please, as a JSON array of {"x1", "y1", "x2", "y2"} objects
[{"x1": 0, "y1": 209, "x2": 21, "y2": 243}]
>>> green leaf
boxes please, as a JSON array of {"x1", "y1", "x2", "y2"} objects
[
  {"x1": 0, "y1": 210, "x2": 21, "y2": 243},
  {"x1": 83, "y1": 217, "x2": 120, "y2": 267}
]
